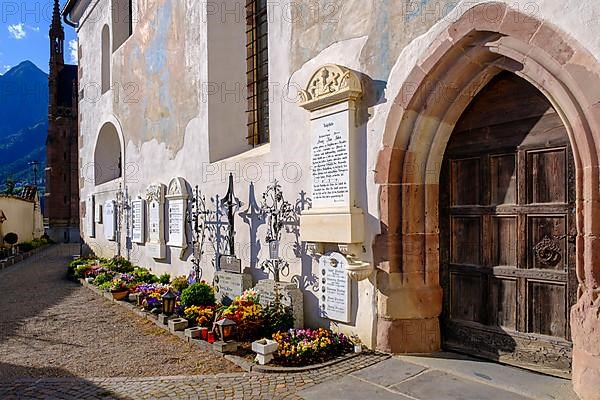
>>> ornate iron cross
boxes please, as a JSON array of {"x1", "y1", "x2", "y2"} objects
[
  {"x1": 188, "y1": 185, "x2": 211, "y2": 282},
  {"x1": 259, "y1": 180, "x2": 294, "y2": 282},
  {"x1": 220, "y1": 173, "x2": 241, "y2": 257}
]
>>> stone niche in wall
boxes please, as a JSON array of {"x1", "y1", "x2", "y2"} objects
[{"x1": 298, "y1": 64, "x2": 373, "y2": 283}]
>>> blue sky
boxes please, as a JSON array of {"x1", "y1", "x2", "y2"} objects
[{"x1": 0, "y1": 0, "x2": 77, "y2": 74}]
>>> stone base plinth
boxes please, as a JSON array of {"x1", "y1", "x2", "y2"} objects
[
  {"x1": 573, "y1": 349, "x2": 600, "y2": 400},
  {"x1": 300, "y1": 207, "x2": 364, "y2": 244},
  {"x1": 168, "y1": 318, "x2": 189, "y2": 332},
  {"x1": 571, "y1": 290, "x2": 600, "y2": 400},
  {"x1": 377, "y1": 317, "x2": 440, "y2": 354},
  {"x1": 158, "y1": 314, "x2": 171, "y2": 325},
  {"x1": 213, "y1": 341, "x2": 238, "y2": 354}
]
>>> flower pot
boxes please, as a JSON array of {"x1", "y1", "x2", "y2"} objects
[
  {"x1": 111, "y1": 290, "x2": 129, "y2": 301},
  {"x1": 354, "y1": 344, "x2": 363, "y2": 353}
]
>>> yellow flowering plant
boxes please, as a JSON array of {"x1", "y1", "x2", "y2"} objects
[
  {"x1": 272, "y1": 328, "x2": 352, "y2": 366},
  {"x1": 184, "y1": 305, "x2": 215, "y2": 327}
]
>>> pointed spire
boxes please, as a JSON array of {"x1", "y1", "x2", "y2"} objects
[
  {"x1": 49, "y1": 0, "x2": 64, "y2": 65},
  {"x1": 50, "y1": 0, "x2": 64, "y2": 38}
]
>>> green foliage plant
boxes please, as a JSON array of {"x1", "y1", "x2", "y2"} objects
[{"x1": 180, "y1": 282, "x2": 216, "y2": 309}]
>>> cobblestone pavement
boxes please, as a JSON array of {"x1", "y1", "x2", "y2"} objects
[
  {"x1": 0, "y1": 353, "x2": 389, "y2": 399},
  {"x1": 0, "y1": 245, "x2": 241, "y2": 381},
  {"x1": 0, "y1": 245, "x2": 391, "y2": 399}
]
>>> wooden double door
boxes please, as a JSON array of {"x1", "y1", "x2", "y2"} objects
[{"x1": 440, "y1": 73, "x2": 577, "y2": 377}]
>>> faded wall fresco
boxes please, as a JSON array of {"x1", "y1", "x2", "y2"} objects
[
  {"x1": 111, "y1": 0, "x2": 200, "y2": 155},
  {"x1": 289, "y1": 0, "x2": 457, "y2": 80}
]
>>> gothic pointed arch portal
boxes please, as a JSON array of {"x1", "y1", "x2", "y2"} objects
[{"x1": 374, "y1": 3, "x2": 600, "y2": 398}]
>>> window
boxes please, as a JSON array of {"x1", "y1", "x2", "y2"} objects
[
  {"x1": 112, "y1": 0, "x2": 132, "y2": 51},
  {"x1": 246, "y1": 0, "x2": 269, "y2": 146},
  {"x1": 101, "y1": 25, "x2": 110, "y2": 94},
  {"x1": 94, "y1": 122, "x2": 122, "y2": 185}
]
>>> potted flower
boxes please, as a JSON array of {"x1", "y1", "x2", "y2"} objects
[
  {"x1": 108, "y1": 276, "x2": 132, "y2": 300},
  {"x1": 351, "y1": 334, "x2": 363, "y2": 353}
]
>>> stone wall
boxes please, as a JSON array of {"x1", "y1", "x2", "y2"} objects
[{"x1": 0, "y1": 197, "x2": 43, "y2": 244}]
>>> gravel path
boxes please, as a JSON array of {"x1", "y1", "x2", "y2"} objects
[{"x1": 0, "y1": 245, "x2": 241, "y2": 381}]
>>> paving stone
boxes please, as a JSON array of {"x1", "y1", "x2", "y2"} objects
[
  {"x1": 396, "y1": 353, "x2": 578, "y2": 400},
  {"x1": 298, "y1": 375, "x2": 410, "y2": 400},
  {"x1": 351, "y1": 358, "x2": 426, "y2": 387},
  {"x1": 391, "y1": 370, "x2": 531, "y2": 400}
]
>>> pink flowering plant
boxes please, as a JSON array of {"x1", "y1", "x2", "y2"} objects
[{"x1": 272, "y1": 328, "x2": 353, "y2": 366}]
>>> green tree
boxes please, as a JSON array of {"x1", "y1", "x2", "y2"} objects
[{"x1": 3, "y1": 178, "x2": 16, "y2": 195}]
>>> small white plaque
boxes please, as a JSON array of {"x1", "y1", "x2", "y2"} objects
[
  {"x1": 86, "y1": 196, "x2": 95, "y2": 238},
  {"x1": 103, "y1": 200, "x2": 116, "y2": 241},
  {"x1": 311, "y1": 110, "x2": 350, "y2": 209},
  {"x1": 319, "y1": 252, "x2": 351, "y2": 323},
  {"x1": 165, "y1": 177, "x2": 189, "y2": 259},
  {"x1": 131, "y1": 199, "x2": 145, "y2": 244},
  {"x1": 95, "y1": 203, "x2": 102, "y2": 223},
  {"x1": 167, "y1": 200, "x2": 185, "y2": 247}
]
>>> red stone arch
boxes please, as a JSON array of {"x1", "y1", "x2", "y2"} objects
[{"x1": 374, "y1": 3, "x2": 600, "y2": 398}]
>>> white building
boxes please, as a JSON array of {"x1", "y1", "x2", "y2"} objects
[{"x1": 64, "y1": 1, "x2": 600, "y2": 397}]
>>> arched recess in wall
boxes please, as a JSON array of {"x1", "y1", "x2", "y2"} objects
[
  {"x1": 101, "y1": 24, "x2": 110, "y2": 94},
  {"x1": 374, "y1": 3, "x2": 600, "y2": 398},
  {"x1": 94, "y1": 121, "x2": 123, "y2": 185}
]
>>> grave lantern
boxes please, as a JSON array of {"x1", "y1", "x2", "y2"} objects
[
  {"x1": 161, "y1": 289, "x2": 177, "y2": 316},
  {"x1": 215, "y1": 318, "x2": 237, "y2": 342}
]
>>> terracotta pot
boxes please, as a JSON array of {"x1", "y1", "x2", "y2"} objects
[{"x1": 111, "y1": 290, "x2": 129, "y2": 301}]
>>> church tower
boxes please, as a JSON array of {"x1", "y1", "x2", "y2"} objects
[{"x1": 45, "y1": 0, "x2": 80, "y2": 243}]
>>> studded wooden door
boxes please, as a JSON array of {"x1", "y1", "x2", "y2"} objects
[{"x1": 439, "y1": 73, "x2": 577, "y2": 377}]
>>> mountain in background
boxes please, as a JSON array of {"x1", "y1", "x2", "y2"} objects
[{"x1": 0, "y1": 61, "x2": 48, "y2": 191}]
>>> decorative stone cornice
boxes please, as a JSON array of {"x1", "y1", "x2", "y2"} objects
[
  {"x1": 299, "y1": 64, "x2": 363, "y2": 111},
  {"x1": 146, "y1": 183, "x2": 165, "y2": 203}
]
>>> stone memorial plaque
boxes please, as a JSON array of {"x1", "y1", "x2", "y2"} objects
[
  {"x1": 95, "y1": 203, "x2": 102, "y2": 223},
  {"x1": 311, "y1": 110, "x2": 350, "y2": 209},
  {"x1": 166, "y1": 177, "x2": 189, "y2": 259},
  {"x1": 214, "y1": 271, "x2": 252, "y2": 305},
  {"x1": 146, "y1": 183, "x2": 166, "y2": 259},
  {"x1": 219, "y1": 255, "x2": 242, "y2": 274},
  {"x1": 255, "y1": 280, "x2": 304, "y2": 328},
  {"x1": 131, "y1": 199, "x2": 145, "y2": 244},
  {"x1": 319, "y1": 252, "x2": 351, "y2": 323},
  {"x1": 103, "y1": 200, "x2": 116, "y2": 241},
  {"x1": 86, "y1": 195, "x2": 95, "y2": 238},
  {"x1": 167, "y1": 200, "x2": 184, "y2": 245}
]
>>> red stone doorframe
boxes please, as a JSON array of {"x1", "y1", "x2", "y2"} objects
[{"x1": 373, "y1": 3, "x2": 600, "y2": 399}]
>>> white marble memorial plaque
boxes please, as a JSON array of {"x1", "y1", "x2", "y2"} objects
[
  {"x1": 319, "y1": 252, "x2": 351, "y2": 323},
  {"x1": 103, "y1": 200, "x2": 116, "y2": 241},
  {"x1": 166, "y1": 177, "x2": 189, "y2": 259},
  {"x1": 311, "y1": 110, "x2": 350, "y2": 209},
  {"x1": 131, "y1": 199, "x2": 145, "y2": 244},
  {"x1": 86, "y1": 196, "x2": 95, "y2": 238},
  {"x1": 167, "y1": 200, "x2": 184, "y2": 246},
  {"x1": 95, "y1": 203, "x2": 102, "y2": 223},
  {"x1": 146, "y1": 184, "x2": 166, "y2": 259}
]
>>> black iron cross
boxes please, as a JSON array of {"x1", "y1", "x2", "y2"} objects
[{"x1": 220, "y1": 173, "x2": 238, "y2": 256}]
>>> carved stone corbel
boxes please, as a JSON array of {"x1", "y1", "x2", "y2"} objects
[{"x1": 338, "y1": 243, "x2": 374, "y2": 282}]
